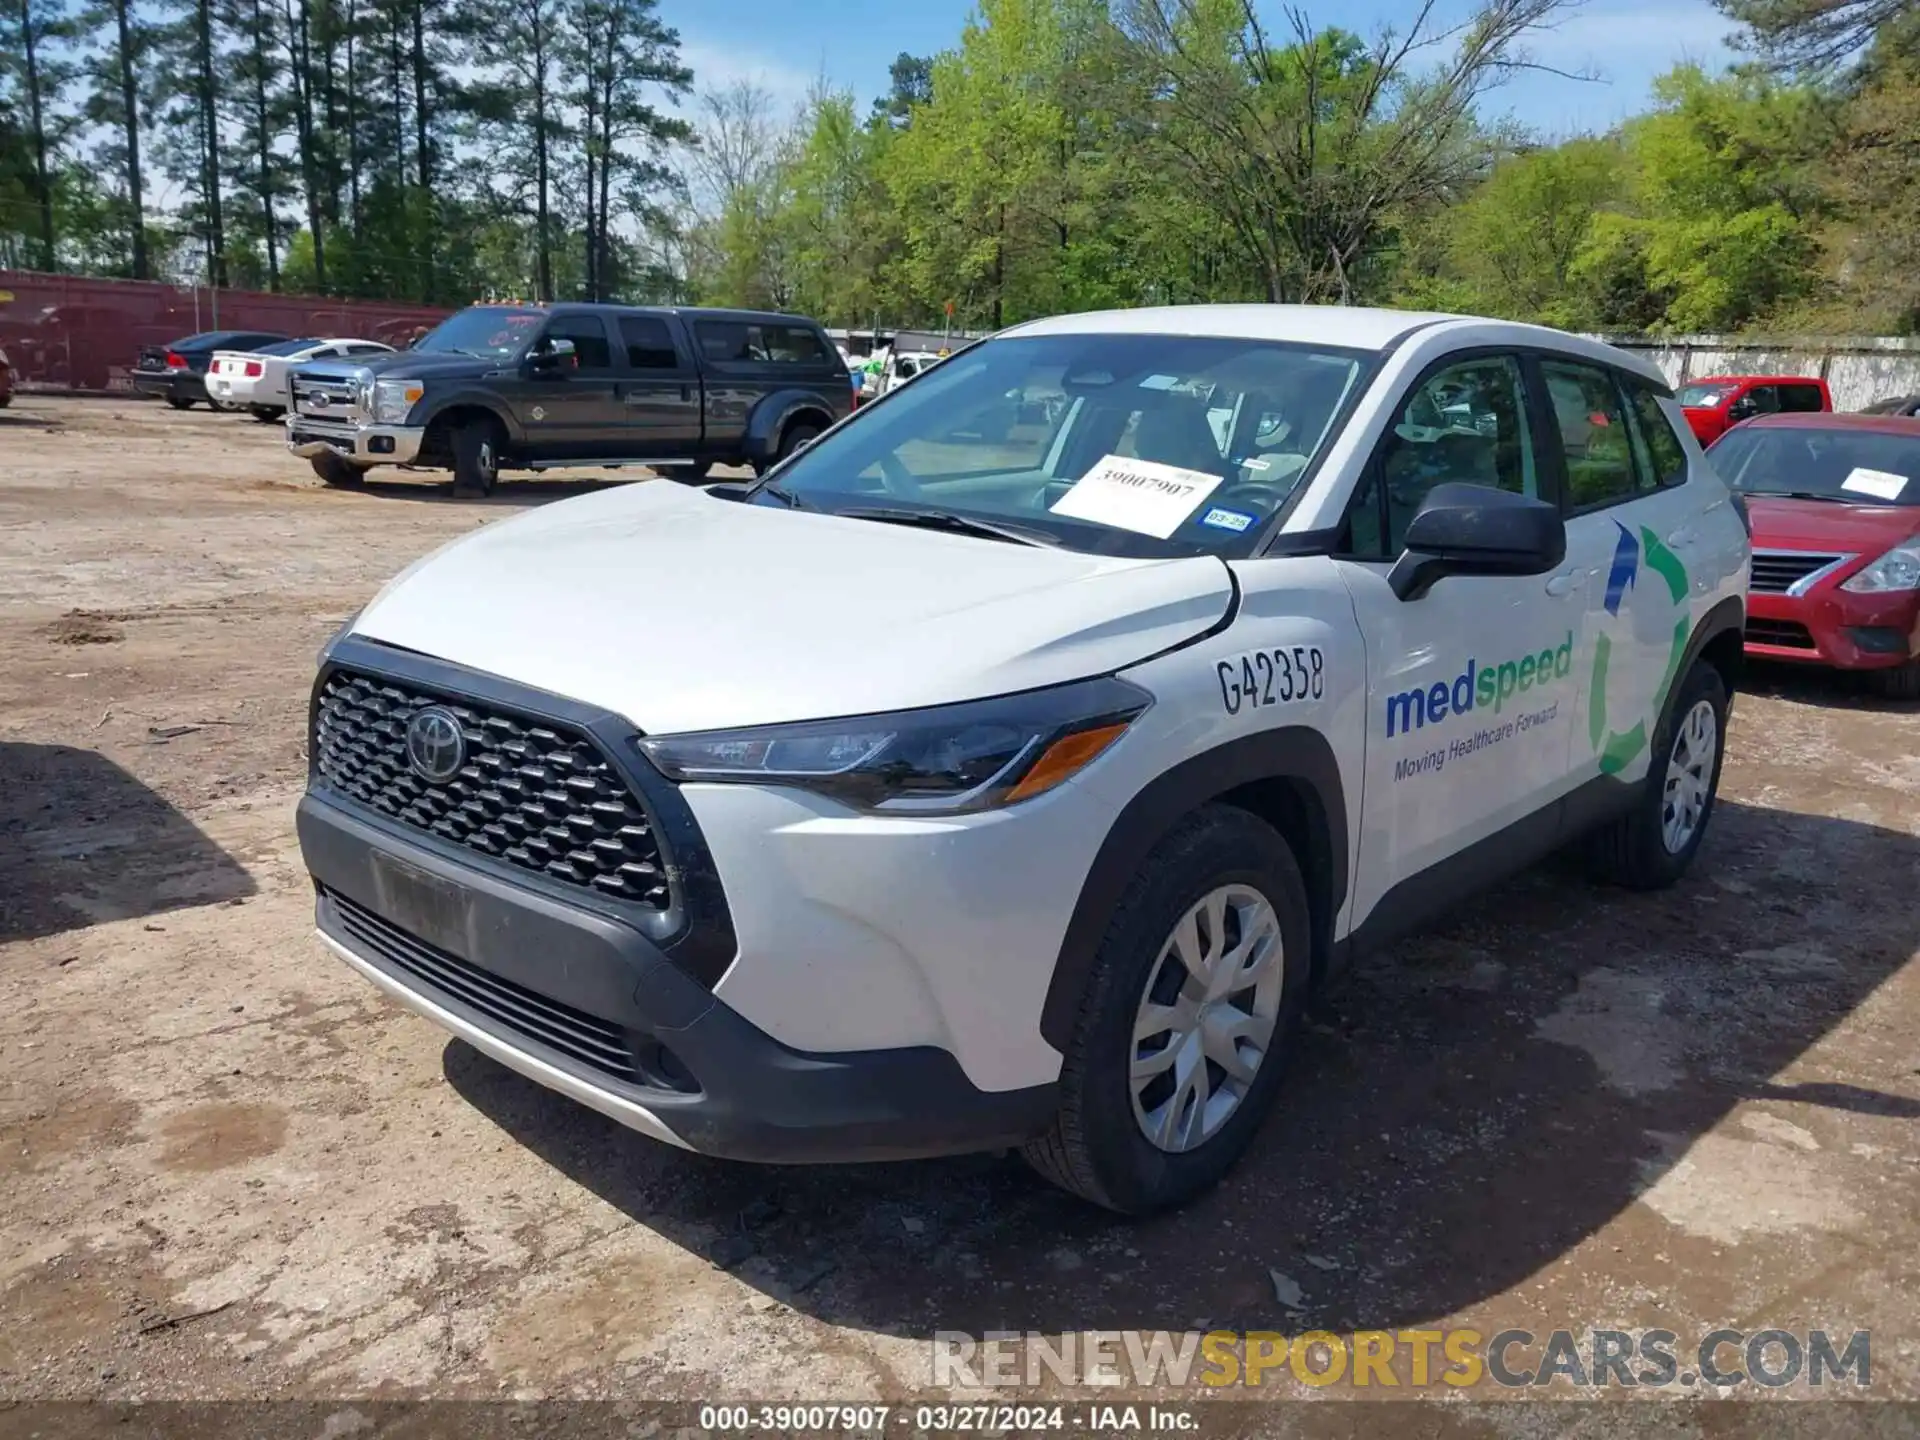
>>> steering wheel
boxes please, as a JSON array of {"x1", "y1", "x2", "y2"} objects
[
  {"x1": 1208, "y1": 480, "x2": 1297, "y2": 519},
  {"x1": 878, "y1": 451, "x2": 922, "y2": 499}
]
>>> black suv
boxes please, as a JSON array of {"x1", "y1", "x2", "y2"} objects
[{"x1": 286, "y1": 304, "x2": 853, "y2": 494}]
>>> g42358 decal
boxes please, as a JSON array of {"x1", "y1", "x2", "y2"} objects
[{"x1": 1218, "y1": 646, "x2": 1325, "y2": 715}]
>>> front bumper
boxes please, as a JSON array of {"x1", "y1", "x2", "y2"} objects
[
  {"x1": 1746, "y1": 588, "x2": 1920, "y2": 670},
  {"x1": 298, "y1": 792, "x2": 1057, "y2": 1163},
  {"x1": 288, "y1": 419, "x2": 425, "y2": 466}
]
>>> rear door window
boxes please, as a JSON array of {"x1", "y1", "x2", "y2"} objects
[
  {"x1": 1779, "y1": 383, "x2": 1826, "y2": 413},
  {"x1": 618, "y1": 316, "x2": 683, "y2": 371},
  {"x1": 1623, "y1": 384, "x2": 1690, "y2": 487},
  {"x1": 1542, "y1": 358, "x2": 1651, "y2": 511}
]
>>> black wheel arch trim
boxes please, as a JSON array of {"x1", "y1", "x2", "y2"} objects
[
  {"x1": 1039, "y1": 726, "x2": 1347, "y2": 1052},
  {"x1": 419, "y1": 393, "x2": 525, "y2": 448},
  {"x1": 744, "y1": 389, "x2": 838, "y2": 459},
  {"x1": 1682, "y1": 594, "x2": 1746, "y2": 689}
]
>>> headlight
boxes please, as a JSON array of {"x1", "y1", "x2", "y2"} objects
[
  {"x1": 1841, "y1": 542, "x2": 1920, "y2": 594},
  {"x1": 637, "y1": 676, "x2": 1151, "y2": 814},
  {"x1": 372, "y1": 378, "x2": 425, "y2": 424}
]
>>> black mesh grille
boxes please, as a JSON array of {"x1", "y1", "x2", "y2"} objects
[
  {"x1": 1750, "y1": 551, "x2": 1841, "y2": 594},
  {"x1": 1745, "y1": 618, "x2": 1818, "y2": 650},
  {"x1": 312, "y1": 669, "x2": 671, "y2": 909},
  {"x1": 326, "y1": 887, "x2": 640, "y2": 1082}
]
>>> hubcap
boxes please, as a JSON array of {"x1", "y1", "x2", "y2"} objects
[
  {"x1": 478, "y1": 440, "x2": 494, "y2": 476},
  {"x1": 1661, "y1": 698, "x2": 1718, "y2": 854},
  {"x1": 1129, "y1": 884, "x2": 1285, "y2": 1153}
]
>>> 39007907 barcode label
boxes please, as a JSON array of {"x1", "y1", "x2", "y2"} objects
[{"x1": 1216, "y1": 645, "x2": 1325, "y2": 716}]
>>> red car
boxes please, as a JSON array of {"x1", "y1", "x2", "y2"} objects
[
  {"x1": 0, "y1": 343, "x2": 12, "y2": 407},
  {"x1": 1679, "y1": 374, "x2": 1831, "y2": 446},
  {"x1": 1709, "y1": 413, "x2": 1920, "y2": 697}
]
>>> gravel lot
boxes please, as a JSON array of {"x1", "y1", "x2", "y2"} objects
[{"x1": 2, "y1": 394, "x2": 1917, "y2": 1410}]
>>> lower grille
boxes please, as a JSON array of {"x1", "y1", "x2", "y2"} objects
[
  {"x1": 1746, "y1": 618, "x2": 1817, "y2": 650},
  {"x1": 1751, "y1": 550, "x2": 1843, "y2": 595},
  {"x1": 313, "y1": 668, "x2": 671, "y2": 909},
  {"x1": 327, "y1": 886, "x2": 640, "y2": 1083}
]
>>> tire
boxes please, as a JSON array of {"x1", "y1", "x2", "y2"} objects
[
  {"x1": 310, "y1": 451, "x2": 367, "y2": 488},
  {"x1": 1586, "y1": 659, "x2": 1729, "y2": 890},
  {"x1": 165, "y1": 397, "x2": 195, "y2": 411},
  {"x1": 249, "y1": 406, "x2": 285, "y2": 423},
  {"x1": 1022, "y1": 805, "x2": 1313, "y2": 1215},
  {"x1": 451, "y1": 418, "x2": 503, "y2": 497},
  {"x1": 1870, "y1": 658, "x2": 1920, "y2": 700}
]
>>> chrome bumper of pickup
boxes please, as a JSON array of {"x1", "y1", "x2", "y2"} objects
[{"x1": 287, "y1": 419, "x2": 426, "y2": 466}]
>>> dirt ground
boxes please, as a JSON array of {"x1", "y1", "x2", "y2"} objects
[{"x1": 2, "y1": 393, "x2": 1917, "y2": 1413}]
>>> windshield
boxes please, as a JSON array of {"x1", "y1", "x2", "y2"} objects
[
  {"x1": 1678, "y1": 383, "x2": 1736, "y2": 408},
  {"x1": 1711, "y1": 426, "x2": 1920, "y2": 505},
  {"x1": 413, "y1": 307, "x2": 544, "y2": 360},
  {"x1": 761, "y1": 333, "x2": 1371, "y2": 557}
]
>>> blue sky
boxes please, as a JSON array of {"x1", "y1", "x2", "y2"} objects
[{"x1": 670, "y1": 0, "x2": 1741, "y2": 139}]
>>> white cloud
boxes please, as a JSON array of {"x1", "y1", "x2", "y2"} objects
[
  {"x1": 1523, "y1": 0, "x2": 1739, "y2": 71},
  {"x1": 676, "y1": 37, "x2": 821, "y2": 113}
]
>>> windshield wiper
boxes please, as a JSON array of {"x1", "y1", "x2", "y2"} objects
[
  {"x1": 753, "y1": 481, "x2": 811, "y2": 510},
  {"x1": 1742, "y1": 489, "x2": 1851, "y2": 503},
  {"x1": 833, "y1": 505, "x2": 1061, "y2": 548}
]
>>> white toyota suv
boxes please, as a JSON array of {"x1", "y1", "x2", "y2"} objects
[{"x1": 299, "y1": 306, "x2": 1750, "y2": 1214}]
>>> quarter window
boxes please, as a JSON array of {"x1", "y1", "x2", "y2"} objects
[
  {"x1": 1542, "y1": 359, "x2": 1648, "y2": 511},
  {"x1": 1624, "y1": 384, "x2": 1689, "y2": 487},
  {"x1": 1346, "y1": 354, "x2": 1537, "y2": 559},
  {"x1": 695, "y1": 321, "x2": 831, "y2": 366}
]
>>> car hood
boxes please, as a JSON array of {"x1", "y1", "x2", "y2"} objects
[
  {"x1": 293, "y1": 351, "x2": 492, "y2": 383},
  {"x1": 351, "y1": 483, "x2": 1235, "y2": 734},
  {"x1": 1745, "y1": 495, "x2": 1920, "y2": 554}
]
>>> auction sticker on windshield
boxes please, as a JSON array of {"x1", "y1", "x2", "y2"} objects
[
  {"x1": 1841, "y1": 467, "x2": 1909, "y2": 501},
  {"x1": 1049, "y1": 454, "x2": 1225, "y2": 538}
]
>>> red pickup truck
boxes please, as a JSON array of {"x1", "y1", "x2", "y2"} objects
[{"x1": 1678, "y1": 374, "x2": 1831, "y2": 446}]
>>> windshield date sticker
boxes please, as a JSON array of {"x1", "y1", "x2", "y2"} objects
[
  {"x1": 1050, "y1": 455, "x2": 1225, "y2": 538},
  {"x1": 1840, "y1": 467, "x2": 1908, "y2": 501}
]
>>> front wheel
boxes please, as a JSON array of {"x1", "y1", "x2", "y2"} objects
[
  {"x1": 165, "y1": 397, "x2": 195, "y2": 411},
  {"x1": 249, "y1": 406, "x2": 285, "y2": 423},
  {"x1": 451, "y1": 419, "x2": 502, "y2": 497},
  {"x1": 1023, "y1": 806, "x2": 1312, "y2": 1215},
  {"x1": 1586, "y1": 659, "x2": 1729, "y2": 889},
  {"x1": 310, "y1": 451, "x2": 367, "y2": 488}
]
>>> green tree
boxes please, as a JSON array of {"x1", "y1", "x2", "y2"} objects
[
  {"x1": 1717, "y1": 0, "x2": 1915, "y2": 69},
  {"x1": 0, "y1": 0, "x2": 80, "y2": 269},
  {"x1": 79, "y1": 0, "x2": 157, "y2": 277}
]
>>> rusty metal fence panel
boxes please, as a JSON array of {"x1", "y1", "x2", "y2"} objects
[{"x1": 0, "y1": 271, "x2": 453, "y2": 392}]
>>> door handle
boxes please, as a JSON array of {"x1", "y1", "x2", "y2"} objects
[
  {"x1": 1668, "y1": 526, "x2": 1700, "y2": 547},
  {"x1": 1545, "y1": 570, "x2": 1586, "y2": 597}
]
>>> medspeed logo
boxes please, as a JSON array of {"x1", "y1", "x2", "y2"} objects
[
  {"x1": 1591, "y1": 522, "x2": 1691, "y2": 775},
  {"x1": 1385, "y1": 635, "x2": 1574, "y2": 738}
]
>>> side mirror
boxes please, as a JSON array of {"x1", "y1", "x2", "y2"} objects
[
  {"x1": 1388, "y1": 482, "x2": 1566, "y2": 602},
  {"x1": 528, "y1": 336, "x2": 576, "y2": 372}
]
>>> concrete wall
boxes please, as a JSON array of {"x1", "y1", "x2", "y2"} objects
[{"x1": 1587, "y1": 334, "x2": 1920, "y2": 412}]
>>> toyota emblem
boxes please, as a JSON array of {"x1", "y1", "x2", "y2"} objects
[{"x1": 405, "y1": 706, "x2": 467, "y2": 785}]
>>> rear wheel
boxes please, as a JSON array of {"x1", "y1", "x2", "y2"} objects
[
  {"x1": 1871, "y1": 658, "x2": 1920, "y2": 700},
  {"x1": 451, "y1": 418, "x2": 502, "y2": 497},
  {"x1": 310, "y1": 451, "x2": 367, "y2": 488},
  {"x1": 249, "y1": 405, "x2": 285, "y2": 423},
  {"x1": 1586, "y1": 659, "x2": 1729, "y2": 889},
  {"x1": 165, "y1": 397, "x2": 195, "y2": 411},
  {"x1": 1023, "y1": 806, "x2": 1311, "y2": 1215}
]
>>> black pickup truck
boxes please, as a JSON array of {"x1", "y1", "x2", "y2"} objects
[{"x1": 286, "y1": 303, "x2": 853, "y2": 494}]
